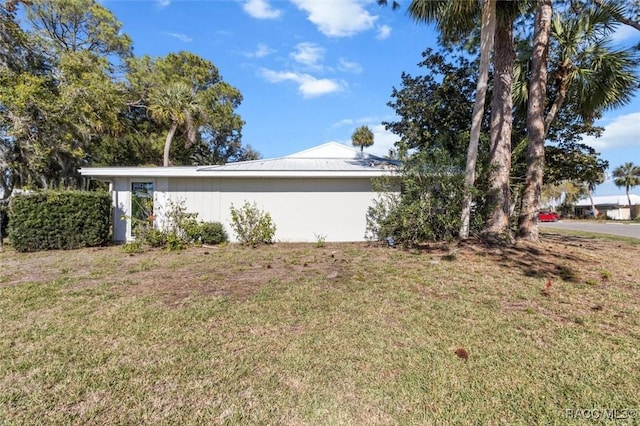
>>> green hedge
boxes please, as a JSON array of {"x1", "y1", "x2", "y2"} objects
[{"x1": 9, "y1": 191, "x2": 111, "y2": 252}]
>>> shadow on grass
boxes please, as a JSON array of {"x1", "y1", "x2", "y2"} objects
[{"x1": 406, "y1": 232, "x2": 615, "y2": 283}]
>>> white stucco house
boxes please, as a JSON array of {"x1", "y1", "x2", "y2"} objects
[
  {"x1": 79, "y1": 142, "x2": 398, "y2": 243},
  {"x1": 575, "y1": 194, "x2": 640, "y2": 220}
]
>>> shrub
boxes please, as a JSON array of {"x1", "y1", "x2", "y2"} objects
[
  {"x1": 122, "y1": 240, "x2": 142, "y2": 253},
  {"x1": 163, "y1": 199, "x2": 199, "y2": 247},
  {"x1": 9, "y1": 191, "x2": 111, "y2": 252},
  {"x1": 198, "y1": 221, "x2": 228, "y2": 245},
  {"x1": 366, "y1": 150, "x2": 484, "y2": 245},
  {"x1": 165, "y1": 232, "x2": 185, "y2": 251},
  {"x1": 142, "y1": 228, "x2": 168, "y2": 248},
  {"x1": 314, "y1": 233, "x2": 327, "y2": 248},
  {"x1": 132, "y1": 199, "x2": 228, "y2": 249},
  {"x1": 229, "y1": 201, "x2": 276, "y2": 247}
]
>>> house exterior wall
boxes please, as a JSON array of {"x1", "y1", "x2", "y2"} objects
[
  {"x1": 604, "y1": 207, "x2": 630, "y2": 220},
  {"x1": 113, "y1": 176, "x2": 386, "y2": 242},
  {"x1": 575, "y1": 205, "x2": 632, "y2": 220}
]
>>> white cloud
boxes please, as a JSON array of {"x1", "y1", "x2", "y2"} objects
[
  {"x1": 333, "y1": 116, "x2": 376, "y2": 127},
  {"x1": 260, "y1": 68, "x2": 343, "y2": 98},
  {"x1": 338, "y1": 58, "x2": 362, "y2": 74},
  {"x1": 289, "y1": 0, "x2": 377, "y2": 37},
  {"x1": 376, "y1": 24, "x2": 392, "y2": 40},
  {"x1": 290, "y1": 42, "x2": 325, "y2": 68},
  {"x1": 333, "y1": 118, "x2": 355, "y2": 127},
  {"x1": 244, "y1": 43, "x2": 275, "y2": 58},
  {"x1": 243, "y1": 0, "x2": 282, "y2": 19},
  {"x1": 156, "y1": 0, "x2": 170, "y2": 7},
  {"x1": 167, "y1": 32, "x2": 192, "y2": 42},
  {"x1": 581, "y1": 112, "x2": 640, "y2": 150},
  {"x1": 369, "y1": 123, "x2": 399, "y2": 157}
]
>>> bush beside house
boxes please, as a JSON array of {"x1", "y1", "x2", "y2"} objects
[{"x1": 9, "y1": 191, "x2": 111, "y2": 252}]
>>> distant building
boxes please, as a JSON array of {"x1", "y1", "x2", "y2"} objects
[{"x1": 575, "y1": 194, "x2": 640, "y2": 220}]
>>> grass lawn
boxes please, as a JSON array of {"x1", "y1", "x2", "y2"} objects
[{"x1": 1, "y1": 233, "x2": 639, "y2": 424}]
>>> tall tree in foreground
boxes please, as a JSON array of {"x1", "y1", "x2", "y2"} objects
[
  {"x1": 351, "y1": 125, "x2": 374, "y2": 152},
  {"x1": 612, "y1": 162, "x2": 640, "y2": 210},
  {"x1": 404, "y1": 0, "x2": 493, "y2": 240},
  {"x1": 381, "y1": 0, "x2": 519, "y2": 241},
  {"x1": 482, "y1": 2, "x2": 520, "y2": 241},
  {"x1": 517, "y1": 0, "x2": 553, "y2": 242},
  {"x1": 460, "y1": 0, "x2": 496, "y2": 239},
  {"x1": 517, "y1": 1, "x2": 640, "y2": 240}
]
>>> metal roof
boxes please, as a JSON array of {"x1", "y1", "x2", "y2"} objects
[
  {"x1": 79, "y1": 142, "x2": 398, "y2": 179},
  {"x1": 575, "y1": 194, "x2": 640, "y2": 207}
]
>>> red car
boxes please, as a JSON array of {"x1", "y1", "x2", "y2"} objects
[{"x1": 538, "y1": 211, "x2": 560, "y2": 222}]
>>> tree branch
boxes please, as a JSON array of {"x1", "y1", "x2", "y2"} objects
[{"x1": 593, "y1": 0, "x2": 640, "y2": 31}]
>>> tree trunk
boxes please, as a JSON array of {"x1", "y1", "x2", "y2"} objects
[
  {"x1": 460, "y1": 0, "x2": 496, "y2": 240},
  {"x1": 588, "y1": 190, "x2": 598, "y2": 217},
  {"x1": 163, "y1": 121, "x2": 178, "y2": 167},
  {"x1": 543, "y1": 67, "x2": 569, "y2": 137},
  {"x1": 483, "y1": 13, "x2": 515, "y2": 242},
  {"x1": 518, "y1": 0, "x2": 553, "y2": 241}
]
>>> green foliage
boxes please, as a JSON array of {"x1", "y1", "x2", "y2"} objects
[
  {"x1": 126, "y1": 51, "x2": 250, "y2": 167},
  {"x1": 25, "y1": 0, "x2": 132, "y2": 59},
  {"x1": 544, "y1": 142, "x2": 609, "y2": 187},
  {"x1": 132, "y1": 199, "x2": 227, "y2": 250},
  {"x1": 313, "y1": 233, "x2": 327, "y2": 248},
  {"x1": 164, "y1": 199, "x2": 200, "y2": 243},
  {"x1": 197, "y1": 222, "x2": 228, "y2": 245},
  {"x1": 380, "y1": 49, "x2": 491, "y2": 244},
  {"x1": 384, "y1": 49, "x2": 482, "y2": 156},
  {"x1": 229, "y1": 201, "x2": 276, "y2": 247},
  {"x1": 1, "y1": 4, "x2": 257, "y2": 195},
  {"x1": 121, "y1": 240, "x2": 142, "y2": 253},
  {"x1": 612, "y1": 162, "x2": 640, "y2": 195},
  {"x1": 351, "y1": 125, "x2": 374, "y2": 152},
  {"x1": 367, "y1": 151, "x2": 479, "y2": 245},
  {"x1": 142, "y1": 228, "x2": 167, "y2": 248},
  {"x1": 165, "y1": 232, "x2": 185, "y2": 252},
  {"x1": 8, "y1": 190, "x2": 111, "y2": 252}
]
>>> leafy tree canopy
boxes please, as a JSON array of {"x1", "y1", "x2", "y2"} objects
[{"x1": 0, "y1": 1, "x2": 258, "y2": 198}]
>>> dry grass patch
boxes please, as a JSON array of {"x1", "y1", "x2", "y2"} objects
[{"x1": 1, "y1": 234, "x2": 639, "y2": 424}]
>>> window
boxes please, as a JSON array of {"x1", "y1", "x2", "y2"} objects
[{"x1": 131, "y1": 182, "x2": 154, "y2": 236}]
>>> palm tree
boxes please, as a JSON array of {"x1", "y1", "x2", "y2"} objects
[
  {"x1": 460, "y1": 0, "x2": 496, "y2": 239},
  {"x1": 148, "y1": 82, "x2": 201, "y2": 167},
  {"x1": 391, "y1": 0, "x2": 494, "y2": 239},
  {"x1": 612, "y1": 162, "x2": 640, "y2": 210},
  {"x1": 585, "y1": 172, "x2": 605, "y2": 217},
  {"x1": 351, "y1": 125, "x2": 374, "y2": 152},
  {"x1": 482, "y1": 4, "x2": 518, "y2": 241},
  {"x1": 544, "y1": 3, "x2": 638, "y2": 136},
  {"x1": 517, "y1": 2, "x2": 640, "y2": 239},
  {"x1": 380, "y1": 0, "x2": 518, "y2": 241},
  {"x1": 517, "y1": 0, "x2": 553, "y2": 242}
]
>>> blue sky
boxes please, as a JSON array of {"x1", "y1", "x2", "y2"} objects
[{"x1": 101, "y1": 0, "x2": 640, "y2": 196}]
